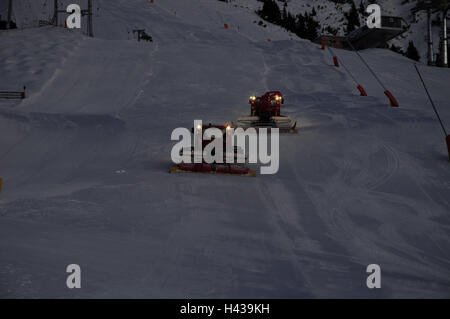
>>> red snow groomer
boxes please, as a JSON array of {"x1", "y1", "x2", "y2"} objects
[
  {"x1": 170, "y1": 124, "x2": 256, "y2": 177},
  {"x1": 237, "y1": 91, "x2": 297, "y2": 133}
]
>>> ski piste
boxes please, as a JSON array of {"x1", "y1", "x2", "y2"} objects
[{"x1": 0, "y1": 0, "x2": 449, "y2": 300}]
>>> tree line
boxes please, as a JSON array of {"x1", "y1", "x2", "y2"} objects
[{"x1": 257, "y1": 0, "x2": 320, "y2": 41}]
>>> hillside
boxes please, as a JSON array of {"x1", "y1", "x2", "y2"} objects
[
  {"x1": 0, "y1": 0, "x2": 449, "y2": 298},
  {"x1": 1, "y1": 0, "x2": 446, "y2": 61},
  {"x1": 211, "y1": 0, "x2": 445, "y2": 62}
]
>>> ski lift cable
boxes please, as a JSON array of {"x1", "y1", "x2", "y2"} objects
[{"x1": 414, "y1": 64, "x2": 448, "y2": 137}]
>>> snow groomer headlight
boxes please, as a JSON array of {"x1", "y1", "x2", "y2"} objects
[{"x1": 275, "y1": 95, "x2": 284, "y2": 105}]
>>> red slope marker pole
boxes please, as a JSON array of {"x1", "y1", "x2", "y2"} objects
[
  {"x1": 333, "y1": 56, "x2": 339, "y2": 67},
  {"x1": 447, "y1": 136, "x2": 450, "y2": 161},
  {"x1": 346, "y1": 39, "x2": 399, "y2": 106},
  {"x1": 384, "y1": 90, "x2": 399, "y2": 107},
  {"x1": 328, "y1": 46, "x2": 368, "y2": 96},
  {"x1": 357, "y1": 85, "x2": 368, "y2": 96},
  {"x1": 414, "y1": 64, "x2": 449, "y2": 161}
]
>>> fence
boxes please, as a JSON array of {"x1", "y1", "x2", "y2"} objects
[{"x1": 0, "y1": 86, "x2": 26, "y2": 99}]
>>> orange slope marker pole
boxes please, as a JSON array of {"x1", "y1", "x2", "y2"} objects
[
  {"x1": 346, "y1": 39, "x2": 399, "y2": 107},
  {"x1": 327, "y1": 46, "x2": 368, "y2": 96}
]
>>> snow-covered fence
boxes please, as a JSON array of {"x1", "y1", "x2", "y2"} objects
[{"x1": 0, "y1": 86, "x2": 26, "y2": 99}]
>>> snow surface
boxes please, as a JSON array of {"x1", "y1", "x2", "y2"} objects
[{"x1": 0, "y1": 0, "x2": 449, "y2": 298}]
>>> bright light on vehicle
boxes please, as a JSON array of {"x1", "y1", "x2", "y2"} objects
[{"x1": 250, "y1": 96, "x2": 256, "y2": 101}]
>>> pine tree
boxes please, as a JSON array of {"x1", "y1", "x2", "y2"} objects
[
  {"x1": 256, "y1": 1, "x2": 321, "y2": 42},
  {"x1": 406, "y1": 41, "x2": 421, "y2": 61},
  {"x1": 359, "y1": 0, "x2": 365, "y2": 15},
  {"x1": 285, "y1": 12, "x2": 296, "y2": 33},
  {"x1": 281, "y1": 3, "x2": 288, "y2": 28},
  {"x1": 346, "y1": 1, "x2": 361, "y2": 34},
  {"x1": 258, "y1": 0, "x2": 281, "y2": 25},
  {"x1": 306, "y1": 14, "x2": 320, "y2": 41},
  {"x1": 295, "y1": 13, "x2": 307, "y2": 39}
]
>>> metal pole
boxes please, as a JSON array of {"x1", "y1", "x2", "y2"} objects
[
  {"x1": 414, "y1": 64, "x2": 448, "y2": 137},
  {"x1": 427, "y1": 9, "x2": 434, "y2": 65},
  {"x1": 7, "y1": 0, "x2": 12, "y2": 29},
  {"x1": 442, "y1": 9, "x2": 448, "y2": 67},
  {"x1": 328, "y1": 46, "x2": 357, "y2": 84},
  {"x1": 88, "y1": 0, "x2": 93, "y2": 37},
  {"x1": 54, "y1": 0, "x2": 58, "y2": 26},
  {"x1": 346, "y1": 39, "x2": 387, "y2": 91}
]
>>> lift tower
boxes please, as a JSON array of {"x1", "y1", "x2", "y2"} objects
[{"x1": 412, "y1": 0, "x2": 450, "y2": 67}]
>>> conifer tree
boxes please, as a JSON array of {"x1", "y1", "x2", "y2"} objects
[
  {"x1": 346, "y1": 1, "x2": 361, "y2": 34},
  {"x1": 406, "y1": 41, "x2": 421, "y2": 61}
]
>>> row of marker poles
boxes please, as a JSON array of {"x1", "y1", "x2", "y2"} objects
[
  {"x1": 322, "y1": 41, "x2": 340, "y2": 67},
  {"x1": 344, "y1": 39, "x2": 399, "y2": 107},
  {"x1": 322, "y1": 41, "x2": 368, "y2": 97},
  {"x1": 323, "y1": 40, "x2": 448, "y2": 161},
  {"x1": 414, "y1": 64, "x2": 450, "y2": 161}
]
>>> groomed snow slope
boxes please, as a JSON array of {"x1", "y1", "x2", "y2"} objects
[{"x1": 0, "y1": 0, "x2": 449, "y2": 298}]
